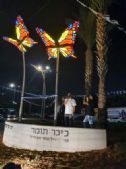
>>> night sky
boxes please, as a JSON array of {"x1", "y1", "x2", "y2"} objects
[{"x1": 0, "y1": 0, "x2": 126, "y2": 96}]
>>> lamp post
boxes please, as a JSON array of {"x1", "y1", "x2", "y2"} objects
[
  {"x1": 9, "y1": 83, "x2": 16, "y2": 104},
  {"x1": 32, "y1": 64, "x2": 51, "y2": 119},
  {"x1": 54, "y1": 48, "x2": 60, "y2": 126}
]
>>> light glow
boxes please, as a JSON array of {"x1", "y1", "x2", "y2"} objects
[
  {"x1": 32, "y1": 64, "x2": 51, "y2": 73},
  {"x1": 37, "y1": 65, "x2": 42, "y2": 71},
  {"x1": 45, "y1": 66, "x2": 50, "y2": 70},
  {"x1": 9, "y1": 83, "x2": 15, "y2": 88}
]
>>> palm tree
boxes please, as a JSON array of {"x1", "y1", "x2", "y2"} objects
[
  {"x1": 77, "y1": 0, "x2": 115, "y2": 126},
  {"x1": 78, "y1": 0, "x2": 96, "y2": 96},
  {"x1": 91, "y1": 0, "x2": 112, "y2": 124},
  {"x1": 96, "y1": 13, "x2": 108, "y2": 124}
]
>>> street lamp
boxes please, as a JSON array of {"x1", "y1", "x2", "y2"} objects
[
  {"x1": 9, "y1": 83, "x2": 16, "y2": 104},
  {"x1": 9, "y1": 83, "x2": 15, "y2": 88},
  {"x1": 32, "y1": 64, "x2": 51, "y2": 120}
]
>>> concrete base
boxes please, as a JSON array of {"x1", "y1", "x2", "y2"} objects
[{"x1": 3, "y1": 121, "x2": 107, "y2": 152}]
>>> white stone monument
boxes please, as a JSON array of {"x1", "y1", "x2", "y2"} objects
[{"x1": 3, "y1": 121, "x2": 107, "y2": 152}]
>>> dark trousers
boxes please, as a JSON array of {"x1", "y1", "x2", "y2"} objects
[
  {"x1": 57, "y1": 113, "x2": 64, "y2": 126},
  {"x1": 65, "y1": 114, "x2": 73, "y2": 127}
]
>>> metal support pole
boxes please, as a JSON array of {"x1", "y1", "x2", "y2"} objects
[
  {"x1": 40, "y1": 72, "x2": 46, "y2": 120},
  {"x1": 19, "y1": 52, "x2": 25, "y2": 122},
  {"x1": 54, "y1": 48, "x2": 60, "y2": 126},
  {"x1": 12, "y1": 87, "x2": 16, "y2": 104},
  {"x1": 13, "y1": 88, "x2": 16, "y2": 102}
]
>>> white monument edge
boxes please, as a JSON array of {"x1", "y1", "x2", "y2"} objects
[{"x1": 3, "y1": 121, "x2": 107, "y2": 152}]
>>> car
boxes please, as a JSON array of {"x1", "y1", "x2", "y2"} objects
[{"x1": 6, "y1": 109, "x2": 17, "y2": 120}]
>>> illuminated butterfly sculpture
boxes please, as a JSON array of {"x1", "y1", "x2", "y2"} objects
[
  {"x1": 3, "y1": 16, "x2": 37, "y2": 121},
  {"x1": 36, "y1": 21, "x2": 79, "y2": 59},
  {"x1": 3, "y1": 15, "x2": 37, "y2": 53},
  {"x1": 36, "y1": 21, "x2": 79, "y2": 124}
]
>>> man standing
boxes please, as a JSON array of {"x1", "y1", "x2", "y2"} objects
[{"x1": 64, "y1": 93, "x2": 76, "y2": 127}]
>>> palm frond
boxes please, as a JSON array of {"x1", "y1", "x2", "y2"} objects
[
  {"x1": 78, "y1": 1, "x2": 96, "y2": 48},
  {"x1": 90, "y1": 0, "x2": 115, "y2": 13}
]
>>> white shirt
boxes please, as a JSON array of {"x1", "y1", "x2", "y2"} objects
[{"x1": 64, "y1": 98, "x2": 76, "y2": 115}]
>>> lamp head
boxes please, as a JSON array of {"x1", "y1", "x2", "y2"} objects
[
  {"x1": 45, "y1": 66, "x2": 50, "y2": 70},
  {"x1": 37, "y1": 65, "x2": 42, "y2": 71},
  {"x1": 9, "y1": 83, "x2": 15, "y2": 88}
]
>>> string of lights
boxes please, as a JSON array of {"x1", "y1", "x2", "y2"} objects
[
  {"x1": 0, "y1": 85, "x2": 39, "y2": 97},
  {"x1": 23, "y1": 95, "x2": 56, "y2": 99},
  {"x1": 1, "y1": 85, "x2": 126, "y2": 100},
  {"x1": 106, "y1": 90, "x2": 126, "y2": 96},
  {"x1": 24, "y1": 98, "x2": 55, "y2": 107},
  {"x1": 0, "y1": 85, "x2": 56, "y2": 98},
  {"x1": 23, "y1": 99, "x2": 42, "y2": 107},
  {"x1": 76, "y1": 0, "x2": 126, "y2": 34}
]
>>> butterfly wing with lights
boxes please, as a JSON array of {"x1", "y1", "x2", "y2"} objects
[
  {"x1": 58, "y1": 21, "x2": 79, "y2": 58},
  {"x1": 3, "y1": 36, "x2": 19, "y2": 49},
  {"x1": 3, "y1": 16, "x2": 37, "y2": 53},
  {"x1": 36, "y1": 27, "x2": 58, "y2": 59},
  {"x1": 16, "y1": 16, "x2": 37, "y2": 51},
  {"x1": 36, "y1": 21, "x2": 79, "y2": 59}
]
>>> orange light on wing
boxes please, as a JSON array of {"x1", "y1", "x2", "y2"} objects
[
  {"x1": 59, "y1": 46, "x2": 76, "y2": 58},
  {"x1": 3, "y1": 36, "x2": 26, "y2": 52},
  {"x1": 36, "y1": 28, "x2": 55, "y2": 47},
  {"x1": 3, "y1": 15, "x2": 37, "y2": 53},
  {"x1": 58, "y1": 21, "x2": 79, "y2": 46},
  {"x1": 47, "y1": 48, "x2": 58, "y2": 60},
  {"x1": 36, "y1": 21, "x2": 79, "y2": 59},
  {"x1": 16, "y1": 15, "x2": 29, "y2": 41},
  {"x1": 22, "y1": 37, "x2": 37, "y2": 47}
]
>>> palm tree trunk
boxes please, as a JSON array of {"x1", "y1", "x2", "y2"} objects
[
  {"x1": 96, "y1": 13, "x2": 108, "y2": 126},
  {"x1": 98, "y1": 77, "x2": 107, "y2": 127},
  {"x1": 85, "y1": 47, "x2": 93, "y2": 95},
  {"x1": 98, "y1": 77, "x2": 106, "y2": 109}
]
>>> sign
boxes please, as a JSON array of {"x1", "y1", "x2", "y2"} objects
[
  {"x1": 107, "y1": 107, "x2": 126, "y2": 122},
  {"x1": 3, "y1": 122, "x2": 106, "y2": 152}
]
